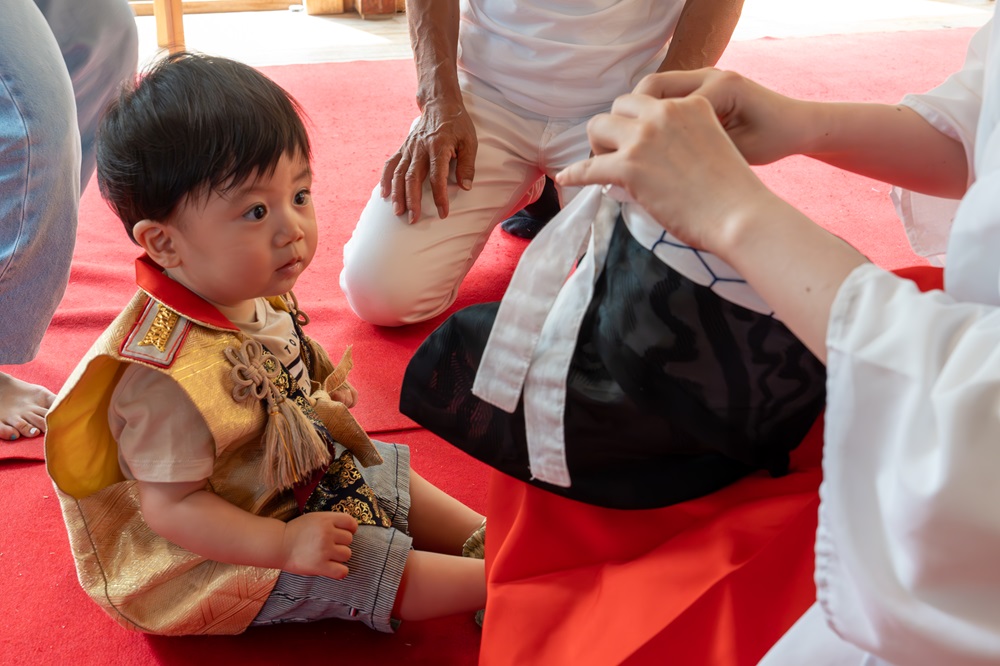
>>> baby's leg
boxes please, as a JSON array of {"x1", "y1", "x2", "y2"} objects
[
  {"x1": 407, "y1": 469, "x2": 485, "y2": 555},
  {"x1": 391, "y1": 551, "x2": 486, "y2": 621},
  {"x1": 252, "y1": 525, "x2": 413, "y2": 633},
  {"x1": 390, "y1": 471, "x2": 487, "y2": 621},
  {"x1": 0, "y1": 373, "x2": 52, "y2": 440},
  {"x1": 250, "y1": 525, "x2": 484, "y2": 629}
]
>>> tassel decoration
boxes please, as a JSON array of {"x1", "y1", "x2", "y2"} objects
[{"x1": 225, "y1": 338, "x2": 331, "y2": 490}]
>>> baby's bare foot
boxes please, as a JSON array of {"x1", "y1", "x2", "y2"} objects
[{"x1": 0, "y1": 372, "x2": 54, "y2": 441}]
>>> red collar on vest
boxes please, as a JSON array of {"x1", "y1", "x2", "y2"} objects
[{"x1": 134, "y1": 255, "x2": 240, "y2": 331}]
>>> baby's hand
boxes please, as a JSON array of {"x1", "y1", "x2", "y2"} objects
[
  {"x1": 280, "y1": 512, "x2": 358, "y2": 578},
  {"x1": 329, "y1": 381, "x2": 358, "y2": 408}
]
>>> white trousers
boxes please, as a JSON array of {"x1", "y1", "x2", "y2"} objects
[{"x1": 340, "y1": 75, "x2": 596, "y2": 326}]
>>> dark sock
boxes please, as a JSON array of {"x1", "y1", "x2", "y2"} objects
[{"x1": 500, "y1": 176, "x2": 561, "y2": 239}]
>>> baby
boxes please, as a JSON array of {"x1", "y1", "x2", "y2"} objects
[{"x1": 44, "y1": 53, "x2": 485, "y2": 636}]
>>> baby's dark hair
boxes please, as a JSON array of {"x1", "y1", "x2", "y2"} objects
[{"x1": 97, "y1": 52, "x2": 311, "y2": 242}]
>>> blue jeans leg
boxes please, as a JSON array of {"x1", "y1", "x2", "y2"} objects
[{"x1": 0, "y1": 0, "x2": 137, "y2": 364}]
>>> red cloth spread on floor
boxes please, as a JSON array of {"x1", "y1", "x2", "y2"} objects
[{"x1": 479, "y1": 266, "x2": 945, "y2": 666}]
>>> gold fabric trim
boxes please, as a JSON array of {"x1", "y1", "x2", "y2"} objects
[{"x1": 56, "y1": 443, "x2": 293, "y2": 635}]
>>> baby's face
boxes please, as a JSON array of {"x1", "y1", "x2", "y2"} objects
[{"x1": 164, "y1": 151, "x2": 318, "y2": 312}]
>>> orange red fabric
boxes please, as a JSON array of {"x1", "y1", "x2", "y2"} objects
[{"x1": 479, "y1": 266, "x2": 944, "y2": 666}]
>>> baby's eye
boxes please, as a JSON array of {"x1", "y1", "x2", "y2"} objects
[
  {"x1": 243, "y1": 204, "x2": 267, "y2": 220},
  {"x1": 294, "y1": 189, "x2": 311, "y2": 206}
]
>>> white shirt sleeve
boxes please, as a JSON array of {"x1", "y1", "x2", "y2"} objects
[
  {"x1": 109, "y1": 363, "x2": 216, "y2": 483},
  {"x1": 900, "y1": 21, "x2": 988, "y2": 158},
  {"x1": 816, "y1": 262, "x2": 1000, "y2": 665},
  {"x1": 891, "y1": 20, "x2": 990, "y2": 263}
]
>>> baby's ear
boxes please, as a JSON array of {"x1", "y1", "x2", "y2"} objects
[{"x1": 133, "y1": 219, "x2": 180, "y2": 268}]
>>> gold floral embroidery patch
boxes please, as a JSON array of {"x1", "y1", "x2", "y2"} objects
[
  {"x1": 303, "y1": 450, "x2": 391, "y2": 527},
  {"x1": 137, "y1": 303, "x2": 180, "y2": 352}
]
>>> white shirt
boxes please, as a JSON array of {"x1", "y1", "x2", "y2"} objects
[
  {"x1": 458, "y1": 0, "x2": 684, "y2": 118},
  {"x1": 765, "y1": 15, "x2": 1000, "y2": 666}
]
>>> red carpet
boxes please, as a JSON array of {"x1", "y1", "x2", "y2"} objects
[{"x1": 0, "y1": 27, "x2": 974, "y2": 665}]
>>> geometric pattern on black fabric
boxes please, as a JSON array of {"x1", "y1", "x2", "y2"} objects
[
  {"x1": 650, "y1": 232, "x2": 768, "y2": 312},
  {"x1": 401, "y1": 213, "x2": 826, "y2": 509}
]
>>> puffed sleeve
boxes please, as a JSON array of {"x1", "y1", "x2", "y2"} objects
[
  {"x1": 817, "y1": 262, "x2": 1000, "y2": 665},
  {"x1": 109, "y1": 363, "x2": 216, "y2": 483}
]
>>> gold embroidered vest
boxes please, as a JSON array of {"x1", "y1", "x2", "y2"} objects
[{"x1": 45, "y1": 289, "x2": 319, "y2": 635}]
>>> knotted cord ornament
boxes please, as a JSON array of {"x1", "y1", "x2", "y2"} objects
[
  {"x1": 286, "y1": 291, "x2": 310, "y2": 327},
  {"x1": 225, "y1": 338, "x2": 331, "y2": 490}
]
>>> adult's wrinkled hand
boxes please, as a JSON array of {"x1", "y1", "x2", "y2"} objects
[{"x1": 380, "y1": 100, "x2": 478, "y2": 224}]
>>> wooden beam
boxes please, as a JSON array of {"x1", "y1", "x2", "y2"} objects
[
  {"x1": 304, "y1": 0, "x2": 396, "y2": 16},
  {"x1": 131, "y1": 1, "x2": 294, "y2": 16},
  {"x1": 355, "y1": 0, "x2": 395, "y2": 18},
  {"x1": 304, "y1": 0, "x2": 345, "y2": 15},
  {"x1": 129, "y1": 0, "x2": 404, "y2": 18},
  {"x1": 152, "y1": 0, "x2": 186, "y2": 53}
]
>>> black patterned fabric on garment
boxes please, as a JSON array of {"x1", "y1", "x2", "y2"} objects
[
  {"x1": 303, "y1": 450, "x2": 392, "y2": 527},
  {"x1": 262, "y1": 340, "x2": 390, "y2": 527},
  {"x1": 400, "y1": 213, "x2": 827, "y2": 510}
]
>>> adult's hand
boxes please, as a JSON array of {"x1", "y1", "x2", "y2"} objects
[
  {"x1": 557, "y1": 90, "x2": 781, "y2": 254},
  {"x1": 380, "y1": 99, "x2": 477, "y2": 224},
  {"x1": 632, "y1": 68, "x2": 812, "y2": 165},
  {"x1": 635, "y1": 69, "x2": 969, "y2": 199},
  {"x1": 558, "y1": 72, "x2": 869, "y2": 362}
]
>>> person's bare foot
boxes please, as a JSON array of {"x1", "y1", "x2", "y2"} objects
[{"x1": 0, "y1": 372, "x2": 54, "y2": 441}]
